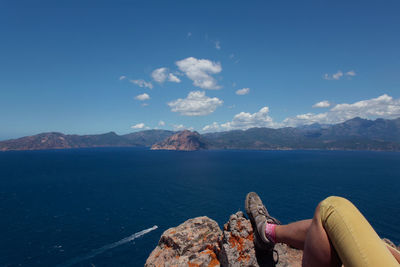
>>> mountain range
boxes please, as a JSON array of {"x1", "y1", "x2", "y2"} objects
[{"x1": 1, "y1": 117, "x2": 400, "y2": 151}]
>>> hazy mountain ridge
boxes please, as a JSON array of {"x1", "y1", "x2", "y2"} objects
[
  {"x1": 203, "y1": 117, "x2": 400, "y2": 150},
  {"x1": 1, "y1": 117, "x2": 400, "y2": 151},
  {"x1": 0, "y1": 130, "x2": 176, "y2": 151}
]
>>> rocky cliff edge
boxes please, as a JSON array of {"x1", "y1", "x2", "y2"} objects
[{"x1": 145, "y1": 212, "x2": 303, "y2": 267}]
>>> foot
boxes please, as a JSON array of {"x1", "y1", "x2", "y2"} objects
[{"x1": 245, "y1": 192, "x2": 280, "y2": 250}]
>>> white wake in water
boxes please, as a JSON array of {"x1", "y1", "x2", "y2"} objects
[{"x1": 58, "y1": 225, "x2": 158, "y2": 267}]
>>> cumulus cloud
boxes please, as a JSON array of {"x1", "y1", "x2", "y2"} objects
[
  {"x1": 135, "y1": 93, "x2": 150, "y2": 101},
  {"x1": 220, "y1": 107, "x2": 276, "y2": 130},
  {"x1": 202, "y1": 94, "x2": 400, "y2": 131},
  {"x1": 158, "y1": 120, "x2": 165, "y2": 126},
  {"x1": 172, "y1": 124, "x2": 186, "y2": 131},
  {"x1": 176, "y1": 57, "x2": 222, "y2": 89},
  {"x1": 168, "y1": 73, "x2": 181, "y2": 83},
  {"x1": 151, "y1": 68, "x2": 168, "y2": 83},
  {"x1": 202, "y1": 122, "x2": 221, "y2": 132},
  {"x1": 323, "y1": 70, "x2": 357, "y2": 80},
  {"x1": 131, "y1": 123, "x2": 146, "y2": 129},
  {"x1": 312, "y1": 100, "x2": 331, "y2": 108},
  {"x1": 168, "y1": 91, "x2": 223, "y2": 116},
  {"x1": 151, "y1": 68, "x2": 181, "y2": 83},
  {"x1": 119, "y1": 75, "x2": 126, "y2": 80},
  {"x1": 236, "y1": 88, "x2": 250, "y2": 95},
  {"x1": 130, "y1": 79, "x2": 153, "y2": 89},
  {"x1": 203, "y1": 106, "x2": 276, "y2": 132},
  {"x1": 283, "y1": 94, "x2": 400, "y2": 127}
]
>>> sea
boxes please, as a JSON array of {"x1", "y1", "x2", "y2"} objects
[{"x1": 0, "y1": 148, "x2": 399, "y2": 266}]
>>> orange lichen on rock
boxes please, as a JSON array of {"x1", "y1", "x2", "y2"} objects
[
  {"x1": 200, "y1": 249, "x2": 220, "y2": 267},
  {"x1": 236, "y1": 219, "x2": 242, "y2": 229},
  {"x1": 188, "y1": 262, "x2": 200, "y2": 267},
  {"x1": 228, "y1": 233, "x2": 251, "y2": 262},
  {"x1": 208, "y1": 257, "x2": 220, "y2": 267},
  {"x1": 248, "y1": 232, "x2": 254, "y2": 241}
]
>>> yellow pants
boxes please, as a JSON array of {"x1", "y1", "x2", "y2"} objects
[{"x1": 319, "y1": 196, "x2": 399, "y2": 267}]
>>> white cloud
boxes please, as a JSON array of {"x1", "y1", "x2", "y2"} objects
[
  {"x1": 220, "y1": 107, "x2": 276, "y2": 130},
  {"x1": 119, "y1": 75, "x2": 126, "y2": 80},
  {"x1": 151, "y1": 68, "x2": 181, "y2": 83},
  {"x1": 131, "y1": 123, "x2": 146, "y2": 129},
  {"x1": 130, "y1": 79, "x2": 153, "y2": 89},
  {"x1": 172, "y1": 124, "x2": 185, "y2": 131},
  {"x1": 202, "y1": 94, "x2": 400, "y2": 131},
  {"x1": 158, "y1": 120, "x2": 165, "y2": 126},
  {"x1": 168, "y1": 91, "x2": 223, "y2": 116},
  {"x1": 168, "y1": 73, "x2": 181, "y2": 83},
  {"x1": 202, "y1": 122, "x2": 221, "y2": 132},
  {"x1": 176, "y1": 57, "x2": 222, "y2": 89},
  {"x1": 346, "y1": 70, "x2": 356, "y2": 76},
  {"x1": 312, "y1": 100, "x2": 331, "y2": 108},
  {"x1": 324, "y1": 70, "x2": 343, "y2": 80},
  {"x1": 203, "y1": 106, "x2": 276, "y2": 132},
  {"x1": 215, "y1": 41, "x2": 221, "y2": 50},
  {"x1": 236, "y1": 88, "x2": 250, "y2": 95},
  {"x1": 135, "y1": 93, "x2": 150, "y2": 101},
  {"x1": 283, "y1": 94, "x2": 400, "y2": 127},
  {"x1": 323, "y1": 70, "x2": 356, "y2": 80},
  {"x1": 151, "y1": 68, "x2": 168, "y2": 83}
]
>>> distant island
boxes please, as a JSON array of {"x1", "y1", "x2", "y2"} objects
[
  {"x1": 151, "y1": 130, "x2": 207, "y2": 151},
  {"x1": 1, "y1": 117, "x2": 400, "y2": 151}
]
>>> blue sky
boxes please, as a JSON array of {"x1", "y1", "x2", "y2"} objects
[{"x1": 1, "y1": 0, "x2": 400, "y2": 139}]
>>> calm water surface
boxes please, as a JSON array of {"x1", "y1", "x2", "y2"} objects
[{"x1": 0, "y1": 148, "x2": 399, "y2": 266}]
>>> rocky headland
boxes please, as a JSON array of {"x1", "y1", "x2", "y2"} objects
[
  {"x1": 145, "y1": 212, "x2": 400, "y2": 267},
  {"x1": 151, "y1": 130, "x2": 207, "y2": 151}
]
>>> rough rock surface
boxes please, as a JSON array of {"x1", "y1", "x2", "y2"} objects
[
  {"x1": 146, "y1": 213, "x2": 303, "y2": 267},
  {"x1": 219, "y1": 212, "x2": 259, "y2": 266},
  {"x1": 151, "y1": 130, "x2": 207, "y2": 151},
  {"x1": 145, "y1": 216, "x2": 222, "y2": 267},
  {"x1": 219, "y1": 212, "x2": 302, "y2": 267}
]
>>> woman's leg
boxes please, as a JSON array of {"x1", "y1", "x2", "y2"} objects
[
  {"x1": 274, "y1": 210, "x2": 339, "y2": 267},
  {"x1": 275, "y1": 219, "x2": 311, "y2": 250},
  {"x1": 316, "y1": 196, "x2": 399, "y2": 267},
  {"x1": 301, "y1": 204, "x2": 341, "y2": 267}
]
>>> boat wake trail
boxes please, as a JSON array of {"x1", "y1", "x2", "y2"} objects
[{"x1": 58, "y1": 225, "x2": 158, "y2": 267}]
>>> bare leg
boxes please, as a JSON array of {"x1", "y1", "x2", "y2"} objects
[
  {"x1": 274, "y1": 205, "x2": 340, "y2": 267},
  {"x1": 387, "y1": 245, "x2": 400, "y2": 264},
  {"x1": 275, "y1": 219, "x2": 311, "y2": 249},
  {"x1": 302, "y1": 204, "x2": 340, "y2": 267}
]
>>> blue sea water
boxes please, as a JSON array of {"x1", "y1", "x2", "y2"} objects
[{"x1": 0, "y1": 148, "x2": 399, "y2": 266}]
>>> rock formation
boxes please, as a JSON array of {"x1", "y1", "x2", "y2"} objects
[
  {"x1": 151, "y1": 130, "x2": 207, "y2": 151},
  {"x1": 145, "y1": 216, "x2": 221, "y2": 267},
  {"x1": 145, "y1": 212, "x2": 303, "y2": 267}
]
